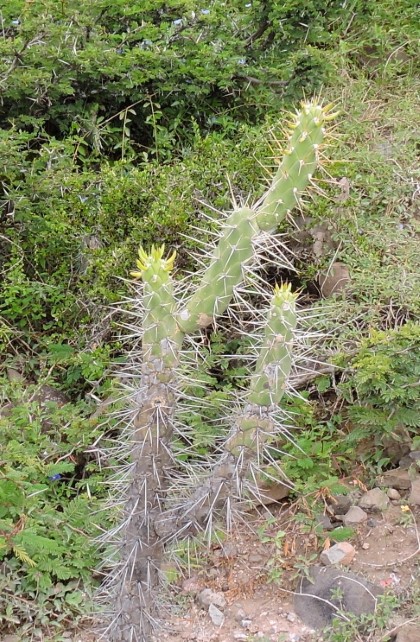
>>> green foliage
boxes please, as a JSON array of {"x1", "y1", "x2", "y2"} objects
[
  {"x1": 323, "y1": 592, "x2": 400, "y2": 642},
  {"x1": 0, "y1": 0, "x2": 359, "y2": 145},
  {"x1": 278, "y1": 393, "x2": 350, "y2": 494},
  {"x1": 338, "y1": 322, "x2": 420, "y2": 464},
  {"x1": 0, "y1": 376, "x2": 112, "y2": 635}
]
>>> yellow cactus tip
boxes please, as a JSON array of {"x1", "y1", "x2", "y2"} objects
[
  {"x1": 273, "y1": 282, "x2": 299, "y2": 303},
  {"x1": 323, "y1": 102, "x2": 340, "y2": 121},
  {"x1": 130, "y1": 244, "x2": 176, "y2": 279}
]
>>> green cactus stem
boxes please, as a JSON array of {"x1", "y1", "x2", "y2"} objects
[
  {"x1": 177, "y1": 207, "x2": 258, "y2": 333},
  {"x1": 247, "y1": 283, "x2": 298, "y2": 407},
  {"x1": 109, "y1": 246, "x2": 182, "y2": 642},
  {"x1": 225, "y1": 283, "x2": 298, "y2": 457},
  {"x1": 131, "y1": 245, "x2": 183, "y2": 372},
  {"x1": 159, "y1": 285, "x2": 298, "y2": 538},
  {"x1": 256, "y1": 101, "x2": 337, "y2": 232}
]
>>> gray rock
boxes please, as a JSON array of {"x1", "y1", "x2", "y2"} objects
[
  {"x1": 232, "y1": 607, "x2": 246, "y2": 622},
  {"x1": 408, "y1": 477, "x2": 420, "y2": 505},
  {"x1": 254, "y1": 479, "x2": 290, "y2": 505},
  {"x1": 399, "y1": 455, "x2": 414, "y2": 468},
  {"x1": 1, "y1": 636, "x2": 21, "y2": 642},
  {"x1": 395, "y1": 624, "x2": 420, "y2": 642},
  {"x1": 342, "y1": 506, "x2": 368, "y2": 526},
  {"x1": 240, "y1": 619, "x2": 252, "y2": 629},
  {"x1": 329, "y1": 494, "x2": 352, "y2": 516},
  {"x1": 315, "y1": 514, "x2": 334, "y2": 531},
  {"x1": 209, "y1": 603, "x2": 225, "y2": 627},
  {"x1": 320, "y1": 542, "x2": 355, "y2": 566},
  {"x1": 358, "y1": 488, "x2": 390, "y2": 512},
  {"x1": 198, "y1": 588, "x2": 226, "y2": 610},
  {"x1": 32, "y1": 383, "x2": 69, "y2": 407},
  {"x1": 221, "y1": 542, "x2": 237, "y2": 558},
  {"x1": 181, "y1": 576, "x2": 201, "y2": 593},
  {"x1": 319, "y1": 262, "x2": 351, "y2": 298},
  {"x1": 387, "y1": 488, "x2": 401, "y2": 500},
  {"x1": 6, "y1": 367, "x2": 24, "y2": 383},
  {"x1": 294, "y1": 565, "x2": 383, "y2": 629},
  {"x1": 377, "y1": 467, "x2": 411, "y2": 490}
]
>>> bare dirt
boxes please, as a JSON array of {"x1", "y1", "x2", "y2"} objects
[{"x1": 71, "y1": 491, "x2": 420, "y2": 642}]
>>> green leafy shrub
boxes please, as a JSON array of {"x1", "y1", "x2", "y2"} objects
[
  {"x1": 0, "y1": 377, "x2": 112, "y2": 636},
  {"x1": 338, "y1": 322, "x2": 420, "y2": 466},
  {"x1": 0, "y1": 0, "x2": 361, "y2": 147}
]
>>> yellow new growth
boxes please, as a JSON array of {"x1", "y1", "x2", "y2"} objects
[
  {"x1": 130, "y1": 244, "x2": 176, "y2": 279},
  {"x1": 273, "y1": 283, "x2": 298, "y2": 303}
]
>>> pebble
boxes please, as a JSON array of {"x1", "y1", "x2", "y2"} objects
[
  {"x1": 240, "y1": 619, "x2": 252, "y2": 629},
  {"x1": 329, "y1": 494, "x2": 352, "y2": 516},
  {"x1": 315, "y1": 514, "x2": 334, "y2": 531},
  {"x1": 233, "y1": 607, "x2": 247, "y2": 622},
  {"x1": 387, "y1": 488, "x2": 401, "y2": 500},
  {"x1": 233, "y1": 633, "x2": 248, "y2": 641},
  {"x1": 198, "y1": 588, "x2": 226, "y2": 610},
  {"x1": 182, "y1": 576, "x2": 201, "y2": 593},
  {"x1": 342, "y1": 505, "x2": 368, "y2": 526},
  {"x1": 221, "y1": 542, "x2": 237, "y2": 558},
  {"x1": 209, "y1": 603, "x2": 225, "y2": 627},
  {"x1": 358, "y1": 488, "x2": 390, "y2": 511},
  {"x1": 320, "y1": 541, "x2": 356, "y2": 566}
]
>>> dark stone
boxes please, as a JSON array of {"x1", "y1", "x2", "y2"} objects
[
  {"x1": 329, "y1": 494, "x2": 352, "y2": 516},
  {"x1": 315, "y1": 514, "x2": 334, "y2": 531},
  {"x1": 294, "y1": 565, "x2": 384, "y2": 629}
]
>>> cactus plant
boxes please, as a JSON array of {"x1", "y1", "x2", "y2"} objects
[{"x1": 99, "y1": 100, "x2": 336, "y2": 642}]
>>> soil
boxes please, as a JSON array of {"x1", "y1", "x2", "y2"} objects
[{"x1": 71, "y1": 494, "x2": 420, "y2": 642}]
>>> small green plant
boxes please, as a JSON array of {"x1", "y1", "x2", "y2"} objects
[
  {"x1": 338, "y1": 322, "x2": 420, "y2": 465},
  {"x1": 323, "y1": 592, "x2": 401, "y2": 642},
  {"x1": 0, "y1": 376, "x2": 111, "y2": 636},
  {"x1": 396, "y1": 505, "x2": 415, "y2": 528}
]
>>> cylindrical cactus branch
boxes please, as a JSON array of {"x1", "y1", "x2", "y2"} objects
[
  {"x1": 256, "y1": 101, "x2": 337, "y2": 232},
  {"x1": 158, "y1": 285, "x2": 298, "y2": 539},
  {"x1": 107, "y1": 247, "x2": 182, "y2": 642},
  {"x1": 177, "y1": 207, "x2": 258, "y2": 333},
  {"x1": 245, "y1": 283, "x2": 297, "y2": 407},
  {"x1": 225, "y1": 283, "x2": 298, "y2": 455},
  {"x1": 131, "y1": 245, "x2": 183, "y2": 370}
]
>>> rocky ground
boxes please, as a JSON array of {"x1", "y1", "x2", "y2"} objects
[
  {"x1": 6, "y1": 464, "x2": 419, "y2": 642},
  {"x1": 150, "y1": 462, "x2": 420, "y2": 642}
]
